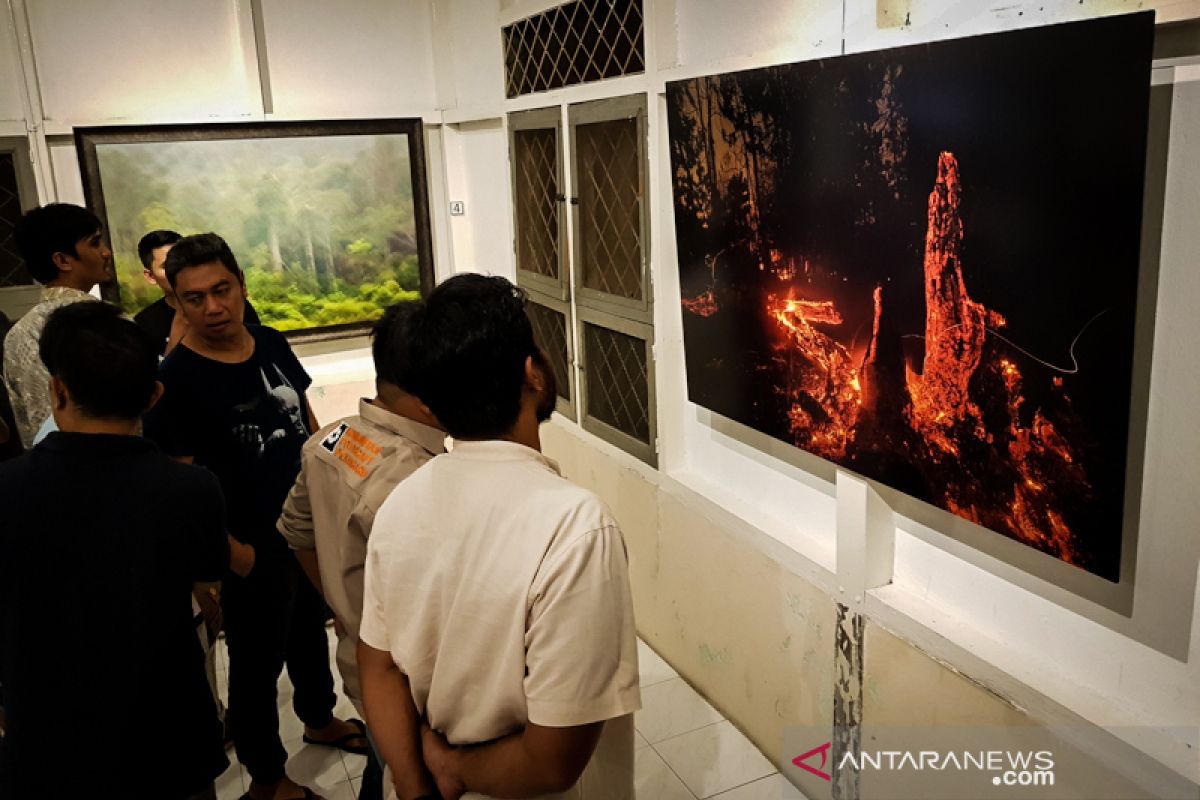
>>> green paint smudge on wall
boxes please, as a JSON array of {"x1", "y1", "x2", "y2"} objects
[
  {"x1": 699, "y1": 644, "x2": 734, "y2": 665},
  {"x1": 788, "y1": 593, "x2": 808, "y2": 620}
]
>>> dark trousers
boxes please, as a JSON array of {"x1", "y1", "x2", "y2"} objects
[
  {"x1": 360, "y1": 726, "x2": 385, "y2": 800},
  {"x1": 223, "y1": 552, "x2": 336, "y2": 784}
]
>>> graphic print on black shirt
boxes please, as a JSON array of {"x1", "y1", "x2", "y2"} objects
[
  {"x1": 144, "y1": 325, "x2": 311, "y2": 555},
  {"x1": 231, "y1": 362, "x2": 309, "y2": 462}
]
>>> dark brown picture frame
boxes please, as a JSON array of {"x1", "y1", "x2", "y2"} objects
[{"x1": 75, "y1": 118, "x2": 435, "y2": 343}]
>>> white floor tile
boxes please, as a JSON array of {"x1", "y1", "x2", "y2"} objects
[
  {"x1": 635, "y1": 746, "x2": 696, "y2": 800},
  {"x1": 635, "y1": 729, "x2": 651, "y2": 751},
  {"x1": 333, "y1": 693, "x2": 359, "y2": 723},
  {"x1": 708, "y1": 773, "x2": 810, "y2": 800},
  {"x1": 654, "y1": 721, "x2": 775, "y2": 799},
  {"x1": 214, "y1": 759, "x2": 245, "y2": 800},
  {"x1": 635, "y1": 678, "x2": 724, "y2": 744},
  {"x1": 277, "y1": 705, "x2": 307, "y2": 743},
  {"x1": 326, "y1": 778, "x2": 360, "y2": 799},
  {"x1": 637, "y1": 638, "x2": 679, "y2": 687},
  {"x1": 284, "y1": 737, "x2": 352, "y2": 794},
  {"x1": 343, "y1": 750, "x2": 367, "y2": 779}
]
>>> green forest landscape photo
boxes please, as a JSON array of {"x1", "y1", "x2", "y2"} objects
[{"x1": 93, "y1": 132, "x2": 423, "y2": 332}]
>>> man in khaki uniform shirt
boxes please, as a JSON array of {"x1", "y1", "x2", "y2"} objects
[
  {"x1": 278, "y1": 303, "x2": 444, "y2": 800},
  {"x1": 359, "y1": 274, "x2": 640, "y2": 800}
]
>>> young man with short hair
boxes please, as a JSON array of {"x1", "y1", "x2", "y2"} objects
[
  {"x1": 143, "y1": 232, "x2": 365, "y2": 800},
  {"x1": 0, "y1": 302, "x2": 229, "y2": 799},
  {"x1": 2, "y1": 203, "x2": 110, "y2": 447},
  {"x1": 278, "y1": 302, "x2": 445, "y2": 800},
  {"x1": 359, "y1": 274, "x2": 641, "y2": 800},
  {"x1": 133, "y1": 229, "x2": 261, "y2": 357}
]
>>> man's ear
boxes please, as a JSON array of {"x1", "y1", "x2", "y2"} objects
[
  {"x1": 49, "y1": 375, "x2": 70, "y2": 411},
  {"x1": 417, "y1": 400, "x2": 444, "y2": 431},
  {"x1": 143, "y1": 268, "x2": 158, "y2": 286},
  {"x1": 143, "y1": 381, "x2": 165, "y2": 415},
  {"x1": 50, "y1": 251, "x2": 74, "y2": 273},
  {"x1": 524, "y1": 355, "x2": 546, "y2": 393}
]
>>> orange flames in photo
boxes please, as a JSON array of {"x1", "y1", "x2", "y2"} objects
[{"x1": 700, "y1": 152, "x2": 1092, "y2": 566}]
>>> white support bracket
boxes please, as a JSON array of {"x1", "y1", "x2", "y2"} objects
[{"x1": 835, "y1": 469, "x2": 896, "y2": 607}]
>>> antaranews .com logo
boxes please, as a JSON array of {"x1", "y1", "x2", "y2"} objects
[{"x1": 793, "y1": 741, "x2": 1055, "y2": 789}]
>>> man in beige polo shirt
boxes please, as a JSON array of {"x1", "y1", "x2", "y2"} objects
[
  {"x1": 278, "y1": 302, "x2": 444, "y2": 800},
  {"x1": 359, "y1": 274, "x2": 640, "y2": 800}
]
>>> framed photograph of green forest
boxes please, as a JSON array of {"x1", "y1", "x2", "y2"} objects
[{"x1": 75, "y1": 118, "x2": 434, "y2": 341}]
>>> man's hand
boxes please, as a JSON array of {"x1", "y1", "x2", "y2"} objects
[
  {"x1": 230, "y1": 538, "x2": 256, "y2": 578},
  {"x1": 193, "y1": 582, "x2": 222, "y2": 641},
  {"x1": 417, "y1": 719, "x2": 604, "y2": 797},
  {"x1": 421, "y1": 723, "x2": 466, "y2": 800},
  {"x1": 359, "y1": 641, "x2": 439, "y2": 799}
]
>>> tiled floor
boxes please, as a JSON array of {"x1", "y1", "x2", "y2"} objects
[
  {"x1": 633, "y1": 641, "x2": 809, "y2": 800},
  {"x1": 212, "y1": 629, "x2": 808, "y2": 799},
  {"x1": 212, "y1": 627, "x2": 365, "y2": 800}
]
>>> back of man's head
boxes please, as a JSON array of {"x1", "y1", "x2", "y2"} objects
[
  {"x1": 137, "y1": 229, "x2": 182, "y2": 269},
  {"x1": 14, "y1": 203, "x2": 102, "y2": 284},
  {"x1": 407, "y1": 274, "x2": 536, "y2": 440},
  {"x1": 39, "y1": 302, "x2": 159, "y2": 420},
  {"x1": 372, "y1": 301, "x2": 421, "y2": 393},
  {"x1": 164, "y1": 232, "x2": 242, "y2": 289}
]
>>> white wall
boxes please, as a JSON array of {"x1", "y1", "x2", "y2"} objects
[
  {"x1": 259, "y1": 0, "x2": 437, "y2": 119},
  {"x1": 441, "y1": 120, "x2": 515, "y2": 278},
  {"x1": 26, "y1": 0, "x2": 261, "y2": 126},
  {"x1": 0, "y1": 9, "x2": 26, "y2": 122},
  {"x1": 0, "y1": 0, "x2": 446, "y2": 215}
]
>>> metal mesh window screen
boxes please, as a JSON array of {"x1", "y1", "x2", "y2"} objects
[
  {"x1": 0, "y1": 153, "x2": 31, "y2": 288},
  {"x1": 584, "y1": 321, "x2": 648, "y2": 443},
  {"x1": 576, "y1": 117, "x2": 642, "y2": 301},
  {"x1": 513, "y1": 128, "x2": 560, "y2": 280},
  {"x1": 527, "y1": 300, "x2": 570, "y2": 402},
  {"x1": 503, "y1": 0, "x2": 645, "y2": 98}
]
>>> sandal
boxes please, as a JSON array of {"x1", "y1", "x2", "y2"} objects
[{"x1": 301, "y1": 717, "x2": 370, "y2": 756}]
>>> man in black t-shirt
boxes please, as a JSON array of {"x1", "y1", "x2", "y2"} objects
[
  {"x1": 143, "y1": 233, "x2": 365, "y2": 800},
  {"x1": 133, "y1": 229, "x2": 261, "y2": 357},
  {"x1": 0, "y1": 302, "x2": 229, "y2": 799}
]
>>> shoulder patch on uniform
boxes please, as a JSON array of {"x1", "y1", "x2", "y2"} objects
[
  {"x1": 320, "y1": 423, "x2": 350, "y2": 453},
  {"x1": 329, "y1": 425, "x2": 383, "y2": 478}
]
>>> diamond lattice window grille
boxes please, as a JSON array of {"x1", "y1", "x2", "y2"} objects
[
  {"x1": 503, "y1": 0, "x2": 645, "y2": 98},
  {"x1": 584, "y1": 322, "x2": 648, "y2": 443},
  {"x1": 576, "y1": 117, "x2": 642, "y2": 301},
  {"x1": 513, "y1": 129, "x2": 560, "y2": 280},
  {"x1": 0, "y1": 153, "x2": 31, "y2": 288},
  {"x1": 527, "y1": 300, "x2": 570, "y2": 401}
]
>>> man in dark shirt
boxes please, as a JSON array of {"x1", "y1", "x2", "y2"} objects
[
  {"x1": 143, "y1": 232, "x2": 364, "y2": 800},
  {"x1": 0, "y1": 301, "x2": 229, "y2": 799},
  {"x1": 133, "y1": 229, "x2": 261, "y2": 357}
]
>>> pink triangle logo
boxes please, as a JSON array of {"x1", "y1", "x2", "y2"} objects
[{"x1": 793, "y1": 741, "x2": 833, "y2": 781}]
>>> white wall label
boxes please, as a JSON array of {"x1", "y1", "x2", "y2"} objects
[{"x1": 449, "y1": 201, "x2": 465, "y2": 216}]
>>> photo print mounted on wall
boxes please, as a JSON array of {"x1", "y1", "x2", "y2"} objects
[
  {"x1": 666, "y1": 12, "x2": 1155, "y2": 582},
  {"x1": 76, "y1": 118, "x2": 435, "y2": 342}
]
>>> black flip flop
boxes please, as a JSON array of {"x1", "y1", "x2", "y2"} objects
[{"x1": 301, "y1": 717, "x2": 369, "y2": 756}]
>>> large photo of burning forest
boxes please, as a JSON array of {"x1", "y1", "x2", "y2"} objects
[{"x1": 666, "y1": 12, "x2": 1154, "y2": 581}]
